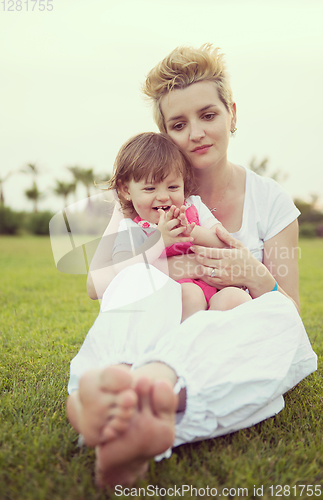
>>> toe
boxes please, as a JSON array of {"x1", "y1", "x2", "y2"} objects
[
  {"x1": 135, "y1": 377, "x2": 152, "y2": 413},
  {"x1": 101, "y1": 425, "x2": 119, "y2": 442},
  {"x1": 117, "y1": 388, "x2": 138, "y2": 409},
  {"x1": 151, "y1": 380, "x2": 177, "y2": 418},
  {"x1": 99, "y1": 366, "x2": 133, "y2": 393},
  {"x1": 105, "y1": 404, "x2": 136, "y2": 421},
  {"x1": 108, "y1": 416, "x2": 131, "y2": 433}
]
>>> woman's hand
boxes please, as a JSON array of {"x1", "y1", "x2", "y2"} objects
[{"x1": 190, "y1": 225, "x2": 275, "y2": 295}]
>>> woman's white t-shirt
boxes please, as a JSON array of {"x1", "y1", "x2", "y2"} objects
[{"x1": 233, "y1": 166, "x2": 300, "y2": 262}]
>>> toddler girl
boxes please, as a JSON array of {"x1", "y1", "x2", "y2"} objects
[{"x1": 108, "y1": 132, "x2": 251, "y2": 320}]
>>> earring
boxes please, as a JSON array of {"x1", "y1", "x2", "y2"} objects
[{"x1": 231, "y1": 126, "x2": 237, "y2": 134}]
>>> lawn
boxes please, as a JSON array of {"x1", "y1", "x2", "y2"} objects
[{"x1": 0, "y1": 236, "x2": 322, "y2": 500}]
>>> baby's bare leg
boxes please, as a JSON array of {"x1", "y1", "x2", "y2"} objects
[
  {"x1": 181, "y1": 282, "x2": 207, "y2": 322},
  {"x1": 209, "y1": 286, "x2": 252, "y2": 311},
  {"x1": 66, "y1": 365, "x2": 138, "y2": 447}
]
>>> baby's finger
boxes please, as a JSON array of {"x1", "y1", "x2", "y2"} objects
[
  {"x1": 179, "y1": 213, "x2": 188, "y2": 224},
  {"x1": 170, "y1": 226, "x2": 190, "y2": 237},
  {"x1": 174, "y1": 235, "x2": 195, "y2": 243},
  {"x1": 157, "y1": 209, "x2": 166, "y2": 222},
  {"x1": 167, "y1": 218, "x2": 181, "y2": 230},
  {"x1": 185, "y1": 222, "x2": 195, "y2": 234},
  {"x1": 173, "y1": 207, "x2": 180, "y2": 218},
  {"x1": 165, "y1": 205, "x2": 176, "y2": 221},
  {"x1": 165, "y1": 207, "x2": 174, "y2": 222}
]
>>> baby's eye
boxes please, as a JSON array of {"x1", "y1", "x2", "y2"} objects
[
  {"x1": 143, "y1": 186, "x2": 155, "y2": 192},
  {"x1": 169, "y1": 185, "x2": 180, "y2": 190}
]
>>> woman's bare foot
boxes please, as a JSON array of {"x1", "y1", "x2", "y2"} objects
[
  {"x1": 75, "y1": 365, "x2": 138, "y2": 446},
  {"x1": 95, "y1": 376, "x2": 177, "y2": 488}
]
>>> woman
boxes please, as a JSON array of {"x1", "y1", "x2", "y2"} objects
[{"x1": 66, "y1": 44, "x2": 317, "y2": 488}]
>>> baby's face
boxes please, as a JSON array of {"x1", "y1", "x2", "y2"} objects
[{"x1": 125, "y1": 173, "x2": 185, "y2": 224}]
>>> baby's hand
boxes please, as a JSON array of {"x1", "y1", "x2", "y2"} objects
[
  {"x1": 157, "y1": 205, "x2": 194, "y2": 248},
  {"x1": 178, "y1": 205, "x2": 195, "y2": 236}
]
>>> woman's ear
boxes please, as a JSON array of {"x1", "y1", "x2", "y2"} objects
[
  {"x1": 231, "y1": 102, "x2": 237, "y2": 130},
  {"x1": 117, "y1": 180, "x2": 131, "y2": 201}
]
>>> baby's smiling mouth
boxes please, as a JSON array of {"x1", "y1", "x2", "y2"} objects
[{"x1": 153, "y1": 205, "x2": 171, "y2": 212}]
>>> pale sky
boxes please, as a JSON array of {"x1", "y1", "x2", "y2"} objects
[{"x1": 1, "y1": 0, "x2": 322, "y2": 212}]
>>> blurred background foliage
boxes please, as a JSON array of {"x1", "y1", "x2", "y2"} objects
[{"x1": 1, "y1": 158, "x2": 322, "y2": 237}]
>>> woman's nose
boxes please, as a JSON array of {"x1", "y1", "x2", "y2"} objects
[{"x1": 189, "y1": 122, "x2": 205, "y2": 141}]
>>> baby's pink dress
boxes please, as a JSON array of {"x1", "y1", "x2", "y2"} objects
[{"x1": 134, "y1": 203, "x2": 217, "y2": 305}]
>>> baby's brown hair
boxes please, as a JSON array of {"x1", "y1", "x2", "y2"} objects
[{"x1": 108, "y1": 132, "x2": 195, "y2": 212}]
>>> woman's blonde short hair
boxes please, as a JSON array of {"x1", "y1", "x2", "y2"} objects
[
  {"x1": 108, "y1": 132, "x2": 195, "y2": 212},
  {"x1": 142, "y1": 43, "x2": 234, "y2": 133}
]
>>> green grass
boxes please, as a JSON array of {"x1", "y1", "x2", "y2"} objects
[{"x1": 0, "y1": 236, "x2": 322, "y2": 500}]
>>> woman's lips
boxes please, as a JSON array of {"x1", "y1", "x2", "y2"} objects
[{"x1": 191, "y1": 145, "x2": 212, "y2": 154}]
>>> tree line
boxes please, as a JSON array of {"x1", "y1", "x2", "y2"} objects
[
  {"x1": 248, "y1": 157, "x2": 323, "y2": 238},
  {"x1": 0, "y1": 158, "x2": 322, "y2": 237},
  {"x1": 0, "y1": 163, "x2": 111, "y2": 235},
  {"x1": 0, "y1": 163, "x2": 110, "y2": 212}
]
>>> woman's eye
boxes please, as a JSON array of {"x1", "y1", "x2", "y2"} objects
[
  {"x1": 173, "y1": 122, "x2": 185, "y2": 131},
  {"x1": 203, "y1": 113, "x2": 216, "y2": 120}
]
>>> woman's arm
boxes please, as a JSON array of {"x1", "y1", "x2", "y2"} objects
[
  {"x1": 190, "y1": 221, "x2": 300, "y2": 313},
  {"x1": 262, "y1": 219, "x2": 300, "y2": 310}
]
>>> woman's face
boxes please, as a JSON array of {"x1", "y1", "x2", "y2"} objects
[{"x1": 160, "y1": 81, "x2": 236, "y2": 172}]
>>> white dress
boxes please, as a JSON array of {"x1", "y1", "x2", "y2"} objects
[{"x1": 68, "y1": 167, "x2": 317, "y2": 457}]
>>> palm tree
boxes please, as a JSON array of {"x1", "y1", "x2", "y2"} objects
[
  {"x1": 25, "y1": 182, "x2": 43, "y2": 212},
  {"x1": 21, "y1": 162, "x2": 46, "y2": 211},
  {"x1": 95, "y1": 172, "x2": 111, "y2": 187},
  {"x1": 249, "y1": 156, "x2": 269, "y2": 176},
  {"x1": 68, "y1": 166, "x2": 98, "y2": 208},
  {"x1": 249, "y1": 157, "x2": 288, "y2": 184},
  {"x1": 53, "y1": 180, "x2": 77, "y2": 209},
  {"x1": 68, "y1": 166, "x2": 96, "y2": 197},
  {"x1": 20, "y1": 162, "x2": 40, "y2": 178},
  {"x1": 0, "y1": 172, "x2": 13, "y2": 207}
]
